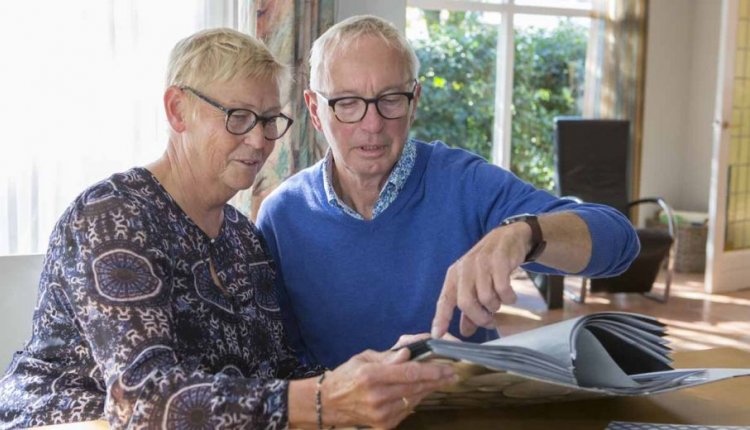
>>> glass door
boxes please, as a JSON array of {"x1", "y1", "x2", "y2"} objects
[{"x1": 706, "y1": 0, "x2": 750, "y2": 292}]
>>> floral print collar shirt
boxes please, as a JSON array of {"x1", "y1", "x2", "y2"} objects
[{"x1": 322, "y1": 138, "x2": 417, "y2": 219}]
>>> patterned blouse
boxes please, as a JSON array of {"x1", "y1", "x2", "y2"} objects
[{"x1": 0, "y1": 168, "x2": 319, "y2": 429}]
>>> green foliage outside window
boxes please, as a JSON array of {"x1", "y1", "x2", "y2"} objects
[
  {"x1": 409, "y1": 11, "x2": 588, "y2": 191},
  {"x1": 410, "y1": 11, "x2": 498, "y2": 165}
]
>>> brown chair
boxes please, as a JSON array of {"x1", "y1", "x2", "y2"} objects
[{"x1": 551, "y1": 118, "x2": 677, "y2": 304}]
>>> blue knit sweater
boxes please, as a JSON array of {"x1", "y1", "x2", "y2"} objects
[{"x1": 257, "y1": 141, "x2": 639, "y2": 368}]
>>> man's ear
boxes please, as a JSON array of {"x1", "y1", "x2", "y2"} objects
[
  {"x1": 409, "y1": 81, "x2": 421, "y2": 123},
  {"x1": 304, "y1": 89, "x2": 324, "y2": 131},
  {"x1": 164, "y1": 86, "x2": 188, "y2": 133}
]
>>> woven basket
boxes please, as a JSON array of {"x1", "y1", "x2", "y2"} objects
[{"x1": 646, "y1": 218, "x2": 707, "y2": 273}]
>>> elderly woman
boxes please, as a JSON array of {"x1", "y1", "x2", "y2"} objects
[{"x1": 0, "y1": 29, "x2": 454, "y2": 429}]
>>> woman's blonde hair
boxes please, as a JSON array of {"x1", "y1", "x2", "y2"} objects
[
  {"x1": 309, "y1": 15, "x2": 419, "y2": 93},
  {"x1": 166, "y1": 28, "x2": 288, "y2": 93}
]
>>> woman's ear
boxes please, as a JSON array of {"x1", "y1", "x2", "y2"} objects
[
  {"x1": 164, "y1": 86, "x2": 188, "y2": 133},
  {"x1": 304, "y1": 89, "x2": 324, "y2": 131}
]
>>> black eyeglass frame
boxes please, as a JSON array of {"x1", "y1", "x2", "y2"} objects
[
  {"x1": 180, "y1": 86, "x2": 293, "y2": 140},
  {"x1": 317, "y1": 79, "x2": 419, "y2": 124}
]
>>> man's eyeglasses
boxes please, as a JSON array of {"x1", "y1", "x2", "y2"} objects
[
  {"x1": 316, "y1": 80, "x2": 418, "y2": 124},
  {"x1": 180, "y1": 86, "x2": 293, "y2": 140}
]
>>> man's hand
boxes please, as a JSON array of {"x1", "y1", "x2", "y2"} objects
[
  {"x1": 431, "y1": 212, "x2": 592, "y2": 338},
  {"x1": 431, "y1": 222, "x2": 530, "y2": 338}
]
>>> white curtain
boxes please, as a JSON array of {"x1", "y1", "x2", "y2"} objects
[{"x1": 0, "y1": 0, "x2": 243, "y2": 255}]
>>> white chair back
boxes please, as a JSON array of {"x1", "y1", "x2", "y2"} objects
[{"x1": 0, "y1": 254, "x2": 45, "y2": 371}]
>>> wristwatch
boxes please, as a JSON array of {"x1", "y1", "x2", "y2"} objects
[{"x1": 501, "y1": 214, "x2": 547, "y2": 262}]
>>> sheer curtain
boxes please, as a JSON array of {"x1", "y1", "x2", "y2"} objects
[
  {"x1": 231, "y1": 0, "x2": 335, "y2": 221},
  {"x1": 583, "y1": 0, "x2": 648, "y2": 200},
  {"x1": 0, "y1": 0, "x2": 239, "y2": 255}
]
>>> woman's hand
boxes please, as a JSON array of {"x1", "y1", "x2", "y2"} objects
[{"x1": 322, "y1": 348, "x2": 455, "y2": 429}]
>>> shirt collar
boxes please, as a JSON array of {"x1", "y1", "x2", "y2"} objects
[{"x1": 322, "y1": 139, "x2": 417, "y2": 219}]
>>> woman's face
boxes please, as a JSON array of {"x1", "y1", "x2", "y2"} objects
[{"x1": 184, "y1": 76, "x2": 281, "y2": 196}]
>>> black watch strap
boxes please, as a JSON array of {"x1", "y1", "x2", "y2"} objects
[{"x1": 501, "y1": 214, "x2": 547, "y2": 262}]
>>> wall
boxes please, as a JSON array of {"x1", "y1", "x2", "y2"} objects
[
  {"x1": 684, "y1": 0, "x2": 721, "y2": 212},
  {"x1": 336, "y1": 0, "x2": 406, "y2": 31},
  {"x1": 640, "y1": 0, "x2": 692, "y2": 218},
  {"x1": 640, "y1": 0, "x2": 721, "y2": 218}
]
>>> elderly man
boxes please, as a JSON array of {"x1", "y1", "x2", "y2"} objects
[{"x1": 257, "y1": 15, "x2": 639, "y2": 368}]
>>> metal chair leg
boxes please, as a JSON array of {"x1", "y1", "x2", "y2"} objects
[
  {"x1": 563, "y1": 277, "x2": 588, "y2": 304},
  {"x1": 645, "y1": 252, "x2": 673, "y2": 303}
]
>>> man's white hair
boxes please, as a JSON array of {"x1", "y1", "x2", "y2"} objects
[{"x1": 309, "y1": 15, "x2": 420, "y2": 92}]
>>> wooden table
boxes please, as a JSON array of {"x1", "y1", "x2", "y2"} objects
[
  {"x1": 399, "y1": 347, "x2": 750, "y2": 429},
  {"x1": 35, "y1": 348, "x2": 750, "y2": 429}
]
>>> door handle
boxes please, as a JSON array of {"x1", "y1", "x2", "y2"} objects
[{"x1": 713, "y1": 119, "x2": 731, "y2": 129}]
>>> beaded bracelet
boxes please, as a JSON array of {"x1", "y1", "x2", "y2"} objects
[{"x1": 315, "y1": 372, "x2": 326, "y2": 430}]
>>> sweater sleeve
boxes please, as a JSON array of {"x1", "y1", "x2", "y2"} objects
[
  {"x1": 455, "y1": 145, "x2": 640, "y2": 277},
  {"x1": 56, "y1": 193, "x2": 309, "y2": 429}
]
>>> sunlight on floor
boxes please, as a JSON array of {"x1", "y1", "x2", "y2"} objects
[
  {"x1": 500, "y1": 271, "x2": 750, "y2": 353},
  {"x1": 668, "y1": 290, "x2": 750, "y2": 306},
  {"x1": 663, "y1": 319, "x2": 750, "y2": 351}
]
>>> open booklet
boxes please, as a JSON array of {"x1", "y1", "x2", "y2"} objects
[{"x1": 407, "y1": 312, "x2": 750, "y2": 409}]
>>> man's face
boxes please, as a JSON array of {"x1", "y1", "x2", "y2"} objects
[{"x1": 306, "y1": 35, "x2": 420, "y2": 186}]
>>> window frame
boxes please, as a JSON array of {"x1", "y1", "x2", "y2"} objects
[{"x1": 407, "y1": 0, "x2": 590, "y2": 168}]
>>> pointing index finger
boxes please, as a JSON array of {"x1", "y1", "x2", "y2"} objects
[{"x1": 431, "y1": 270, "x2": 457, "y2": 338}]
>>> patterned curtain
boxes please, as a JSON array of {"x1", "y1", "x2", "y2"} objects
[
  {"x1": 583, "y1": 0, "x2": 648, "y2": 199},
  {"x1": 232, "y1": 0, "x2": 335, "y2": 221}
]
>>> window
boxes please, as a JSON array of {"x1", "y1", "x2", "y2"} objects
[
  {"x1": 407, "y1": 0, "x2": 591, "y2": 191},
  {"x1": 0, "y1": 0, "x2": 246, "y2": 255}
]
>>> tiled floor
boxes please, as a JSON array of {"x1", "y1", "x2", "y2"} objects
[{"x1": 498, "y1": 271, "x2": 750, "y2": 352}]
